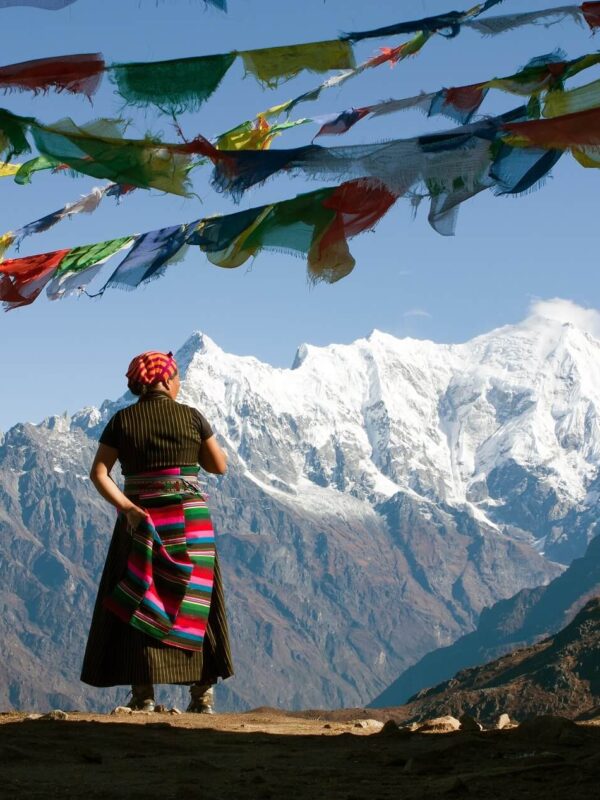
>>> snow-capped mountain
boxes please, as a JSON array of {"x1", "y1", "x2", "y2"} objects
[
  {"x1": 1, "y1": 304, "x2": 599, "y2": 711},
  {"x1": 135, "y1": 307, "x2": 600, "y2": 563}
]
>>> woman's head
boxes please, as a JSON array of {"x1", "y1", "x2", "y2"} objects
[{"x1": 126, "y1": 350, "x2": 180, "y2": 398}]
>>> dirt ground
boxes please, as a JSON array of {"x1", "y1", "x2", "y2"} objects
[{"x1": 1, "y1": 709, "x2": 599, "y2": 799}]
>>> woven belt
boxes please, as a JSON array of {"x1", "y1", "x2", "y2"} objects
[{"x1": 124, "y1": 469, "x2": 204, "y2": 499}]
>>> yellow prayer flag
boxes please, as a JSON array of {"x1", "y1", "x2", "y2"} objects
[
  {"x1": 0, "y1": 161, "x2": 21, "y2": 178},
  {"x1": 240, "y1": 40, "x2": 355, "y2": 87},
  {"x1": 543, "y1": 78, "x2": 600, "y2": 119},
  {"x1": 0, "y1": 232, "x2": 15, "y2": 260},
  {"x1": 198, "y1": 206, "x2": 274, "y2": 269}
]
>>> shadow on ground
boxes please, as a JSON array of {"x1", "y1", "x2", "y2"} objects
[{"x1": 1, "y1": 713, "x2": 600, "y2": 799}]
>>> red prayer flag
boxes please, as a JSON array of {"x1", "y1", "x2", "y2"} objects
[
  {"x1": 503, "y1": 105, "x2": 600, "y2": 148},
  {"x1": 309, "y1": 179, "x2": 397, "y2": 282},
  {"x1": 443, "y1": 84, "x2": 487, "y2": 113},
  {"x1": 0, "y1": 54, "x2": 104, "y2": 98},
  {"x1": 582, "y1": 2, "x2": 600, "y2": 30},
  {"x1": 0, "y1": 248, "x2": 69, "y2": 310}
]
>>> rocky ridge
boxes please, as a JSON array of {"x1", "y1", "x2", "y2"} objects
[
  {"x1": 394, "y1": 596, "x2": 600, "y2": 726},
  {"x1": 371, "y1": 532, "x2": 600, "y2": 707}
]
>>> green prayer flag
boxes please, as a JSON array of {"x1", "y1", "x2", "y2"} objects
[
  {"x1": 110, "y1": 52, "x2": 237, "y2": 113},
  {"x1": 30, "y1": 119, "x2": 194, "y2": 195},
  {"x1": 56, "y1": 236, "x2": 134, "y2": 276},
  {"x1": 14, "y1": 154, "x2": 61, "y2": 184},
  {"x1": 0, "y1": 107, "x2": 33, "y2": 160}
]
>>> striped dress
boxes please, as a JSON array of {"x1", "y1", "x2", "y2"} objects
[{"x1": 80, "y1": 393, "x2": 234, "y2": 687}]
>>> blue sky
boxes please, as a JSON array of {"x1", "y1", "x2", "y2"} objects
[{"x1": 1, "y1": 0, "x2": 600, "y2": 429}]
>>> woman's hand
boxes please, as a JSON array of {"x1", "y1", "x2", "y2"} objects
[
  {"x1": 124, "y1": 504, "x2": 150, "y2": 531},
  {"x1": 90, "y1": 445, "x2": 150, "y2": 530}
]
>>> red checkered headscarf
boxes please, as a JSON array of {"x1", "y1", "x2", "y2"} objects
[{"x1": 126, "y1": 350, "x2": 178, "y2": 390}]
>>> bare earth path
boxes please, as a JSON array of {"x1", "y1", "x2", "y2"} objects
[{"x1": 1, "y1": 709, "x2": 599, "y2": 799}]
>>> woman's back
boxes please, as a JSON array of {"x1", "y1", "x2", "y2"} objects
[{"x1": 100, "y1": 393, "x2": 213, "y2": 475}]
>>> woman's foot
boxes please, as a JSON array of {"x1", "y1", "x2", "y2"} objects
[
  {"x1": 127, "y1": 683, "x2": 156, "y2": 712},
  {"x1": 186, "y1": 684, "x2": 214, "y2": 714}
]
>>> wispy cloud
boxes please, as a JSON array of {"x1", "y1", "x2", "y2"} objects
[
  {"x1": 403, "y1": 308, "x2": 432, "y2": 319},
  {"x1": 529, "y1": 298, "x2": 600, "y2": 338}
]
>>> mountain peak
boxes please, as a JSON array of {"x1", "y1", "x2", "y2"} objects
[
  {"x1": 176, "y1": 331, "x2": 221, "y2": 376},
  {"x1": 366, "y1": 328, "x2": 384, "y2": 340},
  {"x1": 291, "y1": 330, "x2": 402, "y2": 371},
  {"x1": 43, "y1": 412, "x2": 71, "y2": 433},
  {"x1": 365, "y1": 329, "x2": 397, "y2": 347},
  {"x1": 526, "y1": 298, "x2": 600, "y2": 343}
]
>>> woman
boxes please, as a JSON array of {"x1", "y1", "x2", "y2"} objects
[{"x1": 81, "y1": 350, "x2": 233, "y2": 713}]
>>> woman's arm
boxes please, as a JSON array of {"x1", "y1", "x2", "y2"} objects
[
  {"x1": 199, "y1": 435, "x2": 228, "y2": 475},
  {"x1": 89, "y1": 443, "x2": 149, "y2": 528}
]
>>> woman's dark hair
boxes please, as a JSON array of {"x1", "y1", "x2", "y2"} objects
[
  {"x1": 128, "y1": 380, "x2": 149, "y2": 397},
  {"x1": 128, "y1": 369, "x2": 178, "y2": 397}
]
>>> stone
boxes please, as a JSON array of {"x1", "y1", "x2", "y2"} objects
[
  {"x1": 169, "y1": 707, "x2": 182, "y2": 715},
  {"x1": 24, "y1": 714, "x2": 42, "y2": 721},
  {"x1": 378, "y1": 720, "x2": 399, "y2": 736},
  {"x1": 517, "y1": 715, "x2": 584, "y2": 745},
  {"x1": 459, "y1": 714, "x2": 483, "y2": 732},
  {"x1": 111, "y1": 706, "x2": 133, "y2": 715},
  {"x1": 496, "y1": 713, "x2": 512, "y2": 730},
  {"x1": 417, "y1": 716, "x2": 461, "y2": 734},
  {"x1": 39, "y1": 710, "x2": 68, "y2": 721},
  {"x1": 377, "y1": 720, "x2": 413, "y2": 738},
  {"x1": 353, "y1": 719, "x2": 384, "y2": 731}
]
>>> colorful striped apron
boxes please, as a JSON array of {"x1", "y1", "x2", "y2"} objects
[{"x1": 103, "y1": 466, "x2": 215, "y2": 651}]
